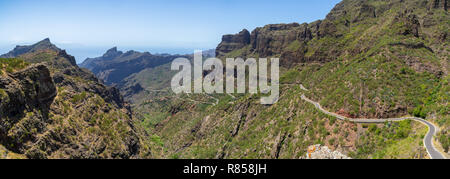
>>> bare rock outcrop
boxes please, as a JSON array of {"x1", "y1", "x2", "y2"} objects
[
  {"x1": 304, "y1": 145, "x2": 351, "y2": 159},
  {"x1": 394, "y1": 10, "x2": 421, "y2": 37},
  {"x1": 216, "y1": 29, "x2": 251, "y2": 57},
  {"x1": 0, "y1": 64, "x2": 57, "y2": 155}
]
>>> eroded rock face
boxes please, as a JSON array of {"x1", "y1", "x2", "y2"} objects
[
  {"x1": 216, "y1": 29, "x2": 251, "y2": 57},
  {"x1": 0, "y1": 64, "x2": 56, "y2": 154},
  {"x1": 251, "y1": 23, "x2": 313, "y2": 57},
  {"x1": 394, "y1": 10, "x2": 421, "y2": 37},
  {"x1": 318, "y1": 20, "x2": 338, "y2": 38},
  {"x1": 215, "y1": 20, "x2": 345, "y2": 67},
  {"x1": 103, "y1": 47, "x2": 123, "y2": 60},
  {"x1": 216, "y1": 23, "x2": 317, "y2": 67}
]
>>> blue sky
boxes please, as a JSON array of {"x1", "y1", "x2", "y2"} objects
[{"x1": 0, "y1": 0, "x2": 341, "y2": 62}]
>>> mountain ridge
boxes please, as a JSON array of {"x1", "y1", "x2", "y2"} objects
[
  {"x1": 1, "y1": 38, "x2": 60, "y2": 58},
  {"x1": 0, "y1": 39, "x2": 153, "y2": 159},
  {"x1": 79, "y1": 47, "x2": 192, "y2": 85}
]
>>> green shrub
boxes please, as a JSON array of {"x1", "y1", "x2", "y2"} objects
[
  {"x1": 328, "y1": 138, "x2": 336, "y2": 145},
  {"x1": 438, "y1": 132, "x2": 449, "y2": 153},
  {"x1": 413, "y1": 106, "x2": 427, "y2": 118},
  {"x1": 71, "y1": 91, "x2": 87, "y2": 103},
  {"x1": 368, "y1": 124, "x2": 378, "y2": 132},
  {"x1": 151, "y1": 135, "x2": 164, "y2": 146},
  {"x1": 0, "y1": 58, "x2": 30, "y2": 73}
]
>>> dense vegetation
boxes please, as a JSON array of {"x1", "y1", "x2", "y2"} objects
[{"x1": 350, "y1": 120, "x2": 428, "y2": 159}]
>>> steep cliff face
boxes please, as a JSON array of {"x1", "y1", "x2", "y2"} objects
[
  {"x1": 1, "y1": 63, "x2": 56, "y2": 156},
  {"x1": 216, "y1": 23, "x2": 318, "y2": 67},
  {"x1": 216, "y1": 29, "x2": 251, "y2": 57},
  {"x1": 0, "y1": 64, "x2": 56, "y2": 119},
  {"x1": 215, "y1": 20, "x2": 349, "y2": 67},
  {"x1": 0, "y1": 40, "x2": 150, "y2": 159}
]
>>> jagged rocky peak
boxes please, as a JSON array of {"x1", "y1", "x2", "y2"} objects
[
  {"x1": 103, "y1": 47, "x2": 123, "y2": 59},
  {"x1": 31, "y1": 38, "x2": 52, "y2": 48},
  {"x1": 222, "y1": 29, "x2": 251, "y2": 44},
  {"x1": 27, "y1": 38, "x2": 60, "y2": 52},
  {"x1": 26, "y1": 38, "x2": 55, "y2": 49},
  {"x1": 37, "y1": 38, "x2": 51, "y2": 45},
  {"x1": 57, "y1": 49, "x2": 78, "y2": 66},
  {"x1": 106, "y1": 47, "x2": 118, "y2": 54},
  {"x1": 216, "y1": 29, "x2": 251, "y2": 57},
  {"x1": 1, "y1": 38, "x2": 61, "y2": 58}
]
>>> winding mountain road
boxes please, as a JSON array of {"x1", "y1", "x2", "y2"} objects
[{"x1": 299, "y1": 90, "x2": 446, "y2": 159}]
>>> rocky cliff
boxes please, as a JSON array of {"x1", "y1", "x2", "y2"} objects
[
  {"x1": 216, "y1": 23, "x2": 319, "y2": 67},
  {"x1": 0, "y1": 39, "x2": 150, "y2": 159},
  {"x1": 216, "y1": 29, "x2": 251, "y2": 57}
]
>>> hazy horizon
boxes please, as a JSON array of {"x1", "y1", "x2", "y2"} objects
[{"x1": 0, "y1": 0, "x2": 341, "y2": 63}]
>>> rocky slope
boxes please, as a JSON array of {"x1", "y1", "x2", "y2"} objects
[
  {"x1": 0, "y1": 39, "x2": 151, "y2": 159},
  {"x1": 140, "y1": 0, "x2": 448, "y2": 159}
]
